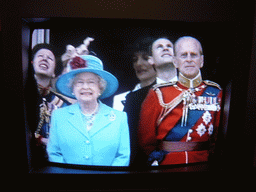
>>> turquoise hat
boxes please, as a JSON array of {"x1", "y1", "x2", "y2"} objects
[{"x1": 56, "y1": 55, "x2": 118, "y2": 99}]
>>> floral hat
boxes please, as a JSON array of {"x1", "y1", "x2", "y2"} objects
[{"x1": 56, "y1": 55, "x2": 118, "y2": 99}]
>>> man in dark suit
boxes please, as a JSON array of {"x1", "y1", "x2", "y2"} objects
[{"x1": 113, "y1": 38, "x2": 156, "y2": 167}]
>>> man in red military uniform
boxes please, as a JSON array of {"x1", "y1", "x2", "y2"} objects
[{"x1": 138, "y1": 36, "x2": 222, "y2": 166}]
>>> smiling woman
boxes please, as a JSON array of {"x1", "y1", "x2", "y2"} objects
[
  {"x1": 32, "y1": 44, "x2": 56, "y2": 87},
  {"x1": 72, "y1": 72, "x2": 103, "y2": 107},
  {"x1": 70, "y1": 72, "x2": 107, "y2": 100},
  {"x1": 47, "y1": 55, "x2": 130, "y2": 166},
  {"x1": 30, "y1": 43, "x2": 71, "y2": 166},
  {"x1": 33, "y1": 49, "x2": 55, "y2": 75}
]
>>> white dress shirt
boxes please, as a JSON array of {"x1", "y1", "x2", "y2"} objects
[
  {"x1": 112, "y1": 84, "x2": 142, "y2": 111},
  {"x1": 156, "y1": 76, "x2": 178, "y2": 84}
]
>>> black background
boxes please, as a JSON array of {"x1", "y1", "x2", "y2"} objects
[{"x1": 31, "y1": 18, "x2": 235, "y2": 106}]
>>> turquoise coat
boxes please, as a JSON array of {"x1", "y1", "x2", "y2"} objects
[{"x1": 47, "y1": 102, "x2": 130, "y2": 166}]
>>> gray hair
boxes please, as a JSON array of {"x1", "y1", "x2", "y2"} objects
[{"x1": 173, "y1": 36, "x2": 203, "y2": 56}]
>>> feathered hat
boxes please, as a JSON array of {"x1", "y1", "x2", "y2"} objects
[{"x1": 56, "y1": 38, "x2": 118, "y2": 99}]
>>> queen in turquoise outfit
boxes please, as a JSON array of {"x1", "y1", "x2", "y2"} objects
[{"x1": 47, "y1": 55, "x2": 130, "y2": 166}]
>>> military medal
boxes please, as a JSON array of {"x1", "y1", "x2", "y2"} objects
[
  {"x1": 35, "y1": 98, "x2": 52, "y2": 138},
  {"x1": 181, "y1": 89, "x2": 197, "y2": 127},
  {"x1": 188, "y1": 95, "x2": 220, "y2": 111},
  {"x1": 154, "y1": 80, "x2": 221, "y2": 128}
]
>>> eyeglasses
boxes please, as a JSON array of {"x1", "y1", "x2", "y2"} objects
[{"x1": 74, "y1": 79, "x2": 99, "y2": 87}]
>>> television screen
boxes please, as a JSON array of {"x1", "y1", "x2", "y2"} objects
[
  {"x1": 1, "y1": 1, "x2": 254, "y2": 191},
  {"x1": 24, "y1": 17, "x2": 235, "y2": 171}
]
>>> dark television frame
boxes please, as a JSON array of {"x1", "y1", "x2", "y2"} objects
[{"x1": 2, "y1": 0, "x2": 256, "y2": 190}]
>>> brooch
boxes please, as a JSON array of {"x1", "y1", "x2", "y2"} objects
[{"x1": 108, "y1": 111, "x2": 116, "y2": 121}]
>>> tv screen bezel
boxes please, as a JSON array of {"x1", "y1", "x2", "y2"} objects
[{"x1": 2, "y1": 1, "x2": 255, "y2": 191}]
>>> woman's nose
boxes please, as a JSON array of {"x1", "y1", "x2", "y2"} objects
[
  {"x1": 83, "y1": 82, "x2": 90, "y2": 88},
  {"x1": 42, "y1": 55, "x2": 50, "y2": 61},
  {"x1": 136, "y1": 57, "x2": 144, "y2": 66}
]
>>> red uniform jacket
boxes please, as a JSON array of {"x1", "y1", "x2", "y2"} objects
[{"x1": 138, "y1": 80, "x2": 222, "y2": 165}]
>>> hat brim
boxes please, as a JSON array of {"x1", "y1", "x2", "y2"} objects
[{"x1": 56, "y1": 68, "x2": 119, "y2": 99}]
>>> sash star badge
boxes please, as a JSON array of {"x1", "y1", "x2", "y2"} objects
[
  {"x1": 202, "y1": 111, "x2": 212, "y2": 125},
  {"x1": 208, "y1": 124, "x2": 214, "y2": 135},
  {"x1": 196, "y1": 123, "x2": 207, "y2": 137}
]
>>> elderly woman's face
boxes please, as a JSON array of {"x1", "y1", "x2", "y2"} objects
[{"x1": 73, "y1": 72, "x2": 101, "y2": 103}]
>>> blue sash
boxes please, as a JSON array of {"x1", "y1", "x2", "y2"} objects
[{"x1": 164, "y1": 86, "x2": 220, "y2": 141}]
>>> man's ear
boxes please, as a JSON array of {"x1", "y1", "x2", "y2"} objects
[
  {"x1": 200, "y1": 55, "x2": 204, "y2": 68},
  {"x1": 148, "y1": 56, "x2": 154, "y2": 65}
]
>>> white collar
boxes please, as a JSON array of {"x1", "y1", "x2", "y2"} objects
[
  {"x1": 132, "y1": 83, "x2": 142, "y2": 92},
  {"x1": 156, "y1": 76, "x2": 178, "y2": 84}
]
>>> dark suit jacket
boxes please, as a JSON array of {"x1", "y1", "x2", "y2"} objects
[{"x1": 123, "y1": 81, "x2": 156, "y2": 167}]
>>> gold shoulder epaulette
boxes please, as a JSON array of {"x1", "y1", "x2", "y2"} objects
[
  {"x1": 204, "y1": 80, "x2": 222, "y2": 90},
  {"x1": 153, "y1": 81, "x2": 177, "y2": 90}
]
